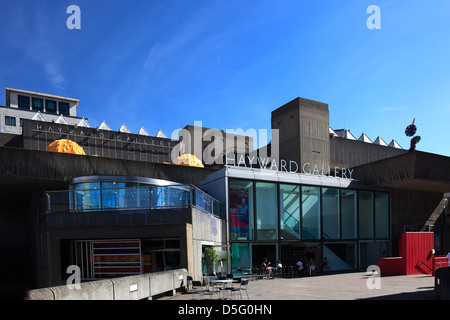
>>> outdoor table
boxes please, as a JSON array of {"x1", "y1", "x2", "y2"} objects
[
  {"x1": 210, "y1": 279, "x2": 238, "y2": 299},
  {"x1": 202, "y1": 275, "x2": 218, "y2": 286}
]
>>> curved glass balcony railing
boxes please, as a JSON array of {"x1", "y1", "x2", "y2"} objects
[{"x1": 44, "y1": 185, "x2": 223, "y2": 218}]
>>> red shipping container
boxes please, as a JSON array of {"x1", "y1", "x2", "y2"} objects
[{"x1": 378, "y1": 232, "x2": 434, "y2": 275}]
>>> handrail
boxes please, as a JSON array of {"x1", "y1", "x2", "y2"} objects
[
  {"x1": 418, "y1": 260, "x2": 433, "y2": 272},
  {"x1": 44, "y1": 184, "x2": 223, "y2": 218}
]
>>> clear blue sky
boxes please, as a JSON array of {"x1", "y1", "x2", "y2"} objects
[{"x1": 1, "y1": 0, "x2": 450, "y2": 155}]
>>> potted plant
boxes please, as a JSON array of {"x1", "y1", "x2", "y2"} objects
[{"x1": 204, "y1": 247, "x2": 219, "y2": 275}]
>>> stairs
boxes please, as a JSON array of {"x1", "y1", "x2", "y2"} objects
[{"x1": 420, "y1": 197, "x2": 448, "y2": 231}]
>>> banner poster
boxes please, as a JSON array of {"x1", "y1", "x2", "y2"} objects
[{"x1": 229, "y1": 187, "x2": 250, "y2": 240}]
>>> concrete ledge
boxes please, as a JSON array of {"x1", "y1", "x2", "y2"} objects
[
  {"x1": 51, "y1": 279, "x2": 114, "y2": 300},
  {"x1": 26, "y1": 288, "x2": 54, "y2": 300},
  {"x1": 111, "y1": 274, "x2": 150, "y2": 300},
  {"x1": 149, "y1": 271, "x2": 176, "y2": 297},
  {"x1": 172, "y1": 269, "x2": 187, "y2": 290},
  {"x1": 26, "y1": 269, "x2": 188, "y2": 300}
]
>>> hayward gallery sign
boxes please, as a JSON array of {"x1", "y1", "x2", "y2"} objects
[{"x1": 224, "y1": 153, "x2": 354, "y2": 179}]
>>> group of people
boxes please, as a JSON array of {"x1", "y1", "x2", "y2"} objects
[
  {"x1": 261, "y1": 257, "x2": 331, "y2": 278},
  {"x1": 296, "y1": 257, "x2": 331, "y2": 275}
]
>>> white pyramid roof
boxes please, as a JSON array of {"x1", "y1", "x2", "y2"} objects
[
  {"x1": 138, "y1": 126, "x2": 150, "y2": 136},
  {"x1": 389, "y1": 139, "x2": 403, "y2": 149},
  {"x1": 32, "y1": 111, "x2": 48, "y2": 122},
  {"x1": 99, "y1": 121, "x2": 112, "y2": 131},
  {"x1": 55, "y1": 114, "x2": 69, "y2": 125},
  {"x1": 358, "y1": 133, "x2": 373, "y2": 143},
  {"x1": 337, "y1": 129, "x2": 356, "y2": 140},
  {"x1": 156, "y1": 129, "x2": 168, "y2": 138},
  {"x1": 374, "y1": 136, "x2": 388, "y2": 146},
  {"x1": 77, "y1": 118, "x2": 91, "y2": 128},
  {"x1": 119, "y1": 124, "x2": 131, "y2": 133},
  {"x1": 329, "y1": 126, "x2": 338, "y2": 137}
]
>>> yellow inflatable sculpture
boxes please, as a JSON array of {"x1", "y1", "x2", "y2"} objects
[
  {"x1": 47, "y1": 139, "x2": 86, "y2": 155},
  {"x1": 172, "y1": 154, "x2": 204, "y2": 168}
]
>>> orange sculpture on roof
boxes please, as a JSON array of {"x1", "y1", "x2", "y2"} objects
[
  {"x1": 172, "y1": 154, "x2": 204, "y2": 168},
  {"x1": 47, "y1": 139, "x2": 86, "y2": 155}
]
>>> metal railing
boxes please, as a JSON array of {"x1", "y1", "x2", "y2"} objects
[{"x1": 44, "y1": 185, "x2": 223, "y2": 218}]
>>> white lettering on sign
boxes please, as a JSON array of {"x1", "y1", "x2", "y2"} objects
[
  {"x1": 34, "y1": 123, "x2": 172, "y2": 147},
  {"x1": 226, "y1": 153, "x2": 353, "y2": 179}
]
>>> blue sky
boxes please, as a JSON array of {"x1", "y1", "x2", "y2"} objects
[{"x1": 1, "y1": 0, "x2": 450, "y2": 155}]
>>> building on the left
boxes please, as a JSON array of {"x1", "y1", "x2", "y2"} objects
[{"x1": 0, "y1": 87, "x2": 234, "y2": 292}]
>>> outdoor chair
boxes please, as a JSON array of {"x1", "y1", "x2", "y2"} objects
[
  {"x1": 275, "y1": 267, "x2": 283, "y2": 277},
  {"x1": 231, "y1": 279, "x2": 249, "y2": 300},
  {"x1": 189, "y1": 280, "x2": 210, "y2": 300},
  {"x1": 286, "y1": 266, "x2": 295, "y2": 278}
]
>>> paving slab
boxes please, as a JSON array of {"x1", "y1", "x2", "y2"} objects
[{"x1": 161, "y1": 272, "x2": 436, "y2": 300}]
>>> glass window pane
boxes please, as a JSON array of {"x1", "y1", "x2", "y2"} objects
[
  {"x1": 280, "y1": 184, "x2": 300, "y2": 240},
  {"x1": 302, "y1": 186, "x2": 320, "y2": 240},
  {"x1": 18, "y1": 95, "x2": 30, "y2": 110},
  {"x1": 74, "y1": 190, "x2": 100, "y2": 211},
  {"x1": 59, "y1": 102, "x2": 70, "y2": 115},
  {"x1": 322, "y1": 188, "x2": 339, "y2": 239},
  {"x1": 251, "y1": 244, "x2": 277, "y2": 270},
  {"x1": 323, "y1": 242, "x2": 357, "y2": 271},
  {"x1": 32, "y1": 97, "x2": 44, "y2": 112},
  {"x1": 46, "y1": 100, "x2": 57, "y2": 114},
  {"x1": 341, "y1": 190, "x2": 357, "y2": 239},
  {"x1": 101, "y1": 182, "x2": 124, "y2": 210},
  {"x1": 231, "y1": 243, "x2": 251, "y2": 272},
  {"x1": 255, "y1": 182, "x2": 277, "y2": 240},
  {"x1": 359, "y1": 191, "x2": 373, "y2": 239},
  {"x1": 229, "y1": 179, "x2": 254, "y2": 241},
  {"x1": 375, "y1": 192, "x2": 389, "y2": 239}
]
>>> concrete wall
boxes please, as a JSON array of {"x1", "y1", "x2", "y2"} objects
[
  {"x1": 191, "y1": 208, "x2": 226, "y2": 280},
  {"x1": 330, "y1": 136, "x2": 406, "y2": 169},
  {"x1": 271, "y1": 97, "x2": 330, "y2": 170},
  {"x1": 26, "y1": 269, "x2": 187, "y2": 300}
]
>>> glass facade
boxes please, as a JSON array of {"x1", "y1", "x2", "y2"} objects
[
  {"x1": 302, "y1": 186, "x2": 320, "y2": 240},
  {"x1": 229, "y1": 179, "x2": 390, "y2": 272},
  {"x1": 229, "y1": 180, "x2": 254, "y2": 241},
  {"x1": 374, "y1": 192, "x2": 389, "y2": 239},
  {"x1": 322, "y1": 188, "x2": 339, "y2": 239},
  {"x1": 45, "y1": 177, "x2": 223, "y2": 217},
  {"x1": 341, "y1": 190, "x2": 357, "y2": 239},
  {"x1": 255, "y1": 182, "x2": 278, "y2": 240},
  {"x1": 279, "y1": 184, "x2": 301, "y2": 240},
  {"x1": 358, "y1": 191, "x2": 374, "y2": 239}
]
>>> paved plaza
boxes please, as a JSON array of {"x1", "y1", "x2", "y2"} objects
[{"x1": 161, "y1": 271, "x2": 437, "y2": 300}]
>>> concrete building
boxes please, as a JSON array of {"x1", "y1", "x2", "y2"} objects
[
  {"x1": 0, "y1": 87, "x2": 82, "y2": 135},
  {"x1": 1, "y1": 88, "x2": 450, "y2": 297}
]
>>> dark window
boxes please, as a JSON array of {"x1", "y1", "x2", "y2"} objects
[
  {"x1": 32, "y1": 97, "x2": 44, "y2": 112},
  {"x1": 58, "y1": 102, "x2": 70, "y2": 115},
  {"x1": 18, "y1": 95, "x2": 30, "y2": 110},
  {"x1": 45, "y1": 100, "x2": 57, "y2": 114},
  {"x1": 20, "y1": 118, "x2": 24, "y2": 127},
  {"x1": 5, "y1": 116, "x2": 16, "y2": 126}
]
